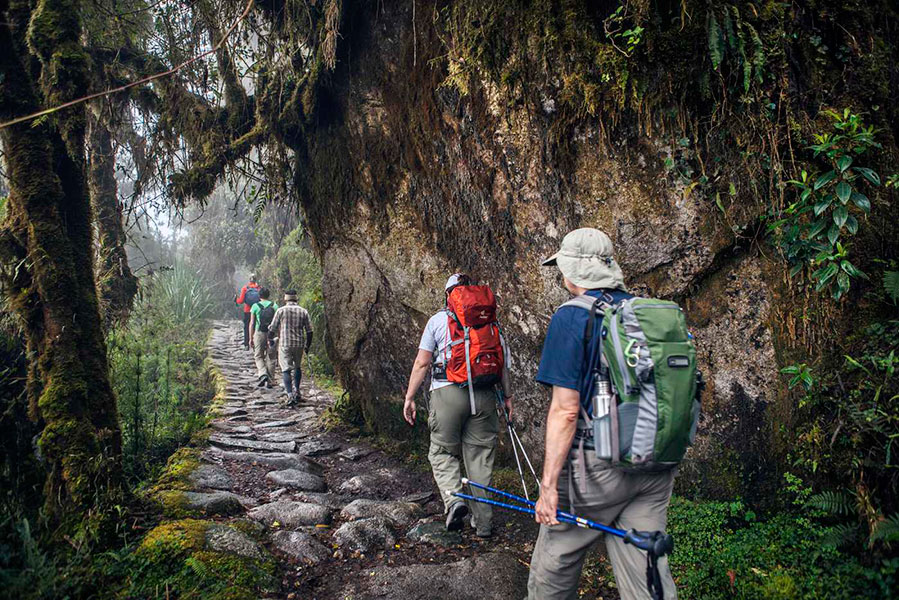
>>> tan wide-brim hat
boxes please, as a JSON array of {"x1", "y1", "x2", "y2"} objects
[{"x1": 542, "y1": 228, "x2": 627, "y2": 291}]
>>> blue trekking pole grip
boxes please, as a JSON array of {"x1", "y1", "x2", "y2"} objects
[{"x1": 462, "y1": 478, "x2": 627, "y2": 538}]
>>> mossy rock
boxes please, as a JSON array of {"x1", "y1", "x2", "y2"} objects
[
  {"x1": 151, "y1": 447, "x2": 203, "y2": 493},
  {"x1": 151, "y1": 490, "x2": 244, "y2": 519},
  {"x1": 121, "y1": 519, "x2": 277, "y2": 599}
]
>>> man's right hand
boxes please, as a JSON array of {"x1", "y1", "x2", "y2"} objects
[
  {"x1": 403, "y1": 397, "x2": 416, "y2": 426},
  {"x1": 535, "y1": 486, "x2": 560, "y2": 526}
]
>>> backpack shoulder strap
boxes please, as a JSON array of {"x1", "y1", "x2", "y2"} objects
[{"x1": 558, "y1": 294, "x2": 597, "y2": 312}]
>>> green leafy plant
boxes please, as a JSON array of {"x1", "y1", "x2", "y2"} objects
[
  {"x1": 768, "y1": 109, "x2": 881, "y2": 299},
  {"x1": 604, "y1": 5, "x2": 644, "y2": 56},
  {"x1": 781, "y1": 363, "x2": 816, "y2": 391}
]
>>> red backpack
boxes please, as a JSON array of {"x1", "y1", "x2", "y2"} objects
[{"x1": 445, "y1": 285, "x2": 505, "y2": 414}]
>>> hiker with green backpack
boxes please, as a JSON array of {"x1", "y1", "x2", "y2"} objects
[
  {"x1": 528, "y1": 228, "x2": 701, "y2": 600},
  {"x1": 249, "y1": 287, "x2": 279, "y2": 389}
]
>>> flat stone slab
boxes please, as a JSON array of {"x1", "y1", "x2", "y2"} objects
[
  {"x1": 259, "y1": 431, "x2": 306, "y2": 443},
  {"x1": 209, "y1": 450, "x2": 323, "y2": 474},
  {"x1": 270, "y1": 530, "x2": 331, "y2": 564},
  {"x1": 265, "y1": 469, "x2": 327, "y2": 492},
  {"x1": 217, "y1": 408, "x2": 247, "y2": 417},
  {"x1": 248, "y1": 500, "x2": 332, "y2": 528},
  {"x1": 333, "y1": 517, "x2": 396, "y2": 553},
  {"x1": 341, "y1": 499, "x2": 422, "y2": 528},
  {"x1": 205, "y1": 524, "x2": 265, "y2": 560},
  {"x1": 338, "y1": 446, "x2": 375, "y2": 461},
  {"x1": 255, "y1": 419, "x2": 298, "y2": 429},
  {"x1": 211, "y1": 422, "x2": 252, "y2": 434},
  {"x1": 188, "y1": 464, "x2": 233, "y2": 490},
  {"x1": 406, "y1": 521, "x2": 462, "y2": 546},
  {"x1": 209, "y1": 434, "x2": 295, "y2": 453},
  {"x1": 297, "y1": 440, "x2": 341, "y2": 457},
  {"x1": 338, "y1": 553, "x2": 528, "y2": 599}
]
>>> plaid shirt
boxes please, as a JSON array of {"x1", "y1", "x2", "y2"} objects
[{"x1": 269, "y1": 302, "x2": 313, "y2": 350}]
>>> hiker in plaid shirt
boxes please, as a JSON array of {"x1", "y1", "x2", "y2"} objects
[{"x1": 269, "y1": 290, "x2": 313, "y2": 406}]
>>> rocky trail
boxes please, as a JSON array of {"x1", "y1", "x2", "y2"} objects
[{"x1": 188, "y1": 320, "x2": 534, "y2": 599}]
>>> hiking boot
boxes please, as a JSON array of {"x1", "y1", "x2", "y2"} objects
[
  {"x1": 256, "y1": 376, "x2": 267, "y2": 388},
  {"x1": 474, "y1": 529, "x2": 493, "y2": 539},
  {"x1": 265, "y1": 378, "x2": 274, "y2": 389},
  {"x1": 445, "y1": 502, "x2": 469, "y2": 532},
  {"x1": 286, "y1": 393, "x2": 298, "y2": 407}
]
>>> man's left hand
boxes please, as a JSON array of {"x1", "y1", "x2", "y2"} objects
[{"x1": 504, "y1": 395, "x2": 514, "y2": 420}]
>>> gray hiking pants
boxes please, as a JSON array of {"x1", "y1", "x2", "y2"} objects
[
  {"x1": 528, "y1": 450, "x2": 677, "y2": 600},
  {"x1": 427, "y1": 384, "x2": 498, "y2": 533},
  {"x1": 253, "y1": 332, "x2": 277, "y2": 381}
]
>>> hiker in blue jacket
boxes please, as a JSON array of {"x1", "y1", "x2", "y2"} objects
[{"x1": 528, "y1": 228, "x2": 678, "y2": 600}]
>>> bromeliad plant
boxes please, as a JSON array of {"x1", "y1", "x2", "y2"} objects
[{"x1": 769, "y1": 109, "x2": 881, "y2": 299}]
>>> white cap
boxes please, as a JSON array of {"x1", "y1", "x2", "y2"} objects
[{"x1": 445, "y1": 273, "x2": 466, "y2": 291}]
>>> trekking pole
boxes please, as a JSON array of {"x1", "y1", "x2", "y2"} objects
[
  {"x1": 495, "y1": 388, "x2": 540, "y2": 493},
  {"x1": 454, "y1": 482, "x2": 674, "y2": 600},
  {"x1": 496, "y1": 388, "x2": 530, "y2": 500},
  {"x1": 452, "y1": 491, "x2": 584, "y2": 527}
]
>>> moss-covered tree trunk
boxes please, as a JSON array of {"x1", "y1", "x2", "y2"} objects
[
  {"x1": 0, "y1": 0, "x2": 123, "y2": 535},
  {"x1": 88, "y1": 111, "x2": 138, "y2": 326}
]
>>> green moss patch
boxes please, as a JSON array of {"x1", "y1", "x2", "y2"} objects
[{"x1": 120, "y1": 519, "x2": 276, "y2": 599}]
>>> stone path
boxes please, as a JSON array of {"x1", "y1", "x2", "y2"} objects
[{"x1": 188, "y1": 320, "x2": 529, "y2": 599}]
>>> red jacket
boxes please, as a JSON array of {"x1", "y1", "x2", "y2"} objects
[{"x1": 236, "y1": 282, "x2": 260, "y2": 313}]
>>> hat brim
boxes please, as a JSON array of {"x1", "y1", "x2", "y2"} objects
[
  {"x1": 554, "y1": 254, "x2": 627, "y2": 291},
  {"x1": 541, "y1": 252, "x2": 559, "y2": 267}
]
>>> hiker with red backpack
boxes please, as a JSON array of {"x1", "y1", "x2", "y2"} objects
[
  {"x1": 528, "y1": 228, "x2": 701, "y2": 600},
  {"x1": 402, "y1": 273, "x2": 513, "y2": 536},
  {"x1": 249, "y1": 287, "x2": 279, "y2": 388},
  {"x1": 235, "y1": 274, "x2": 261, "y2": 350}
]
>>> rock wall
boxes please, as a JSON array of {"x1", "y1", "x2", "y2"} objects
[{"x1": 298, "y1": 1, "x2": 805, "y2": 499}]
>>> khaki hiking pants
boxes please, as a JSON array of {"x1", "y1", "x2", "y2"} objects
[
  {"x1": 278, "y1": 345, "x2": 304, "y2": 373},
  {"x1": 427, "y1": 384, "x2": 498, "y2": 533},
  {"x1": 528, "y1": 450, "x2": 677, "y2": 600},
  {"x1": 253, "y1": 332, "x2": 278, "y2": 381}
]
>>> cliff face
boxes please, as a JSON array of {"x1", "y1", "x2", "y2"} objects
[{"x1": 296, "y1": 0, "x2": 897, "y2": 499}]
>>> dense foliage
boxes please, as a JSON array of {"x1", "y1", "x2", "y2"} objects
[
  {"x1": 0, "y1": 264, "x2": 218, "y2": 598},
  {"x1": 108, "y1": 265, "x2": 217, "y2": 483}
]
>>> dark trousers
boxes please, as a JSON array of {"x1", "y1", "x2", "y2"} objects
[
  {"x1": 242, "y1": 312, "x2": 251, "y2": 346},
  {"x1": 282, "y1": 367, "x2": 302, "y2": 396}
]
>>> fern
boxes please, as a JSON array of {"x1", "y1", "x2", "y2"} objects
[
  {"x1": 821, "y1": 522, "x2": 858, "y2": 548},
  {"x1": 884, "y1": 270, "x2": 899, "y2": 303},
  {"x1": 747, "y1": 23, "x2": 765, "y2": 84},
  {"x1": 808, "y1": 491, "x2": 855, "y2": 516},
  {"x1": 186, "y1": 555, "x2": 211, "y2": 579},
  {"x1": 708, "y1": 12, "x2": 723, "y2": 69},
  {"x1": 870, "y1": 513, "x2": 899, "y2": 544}
]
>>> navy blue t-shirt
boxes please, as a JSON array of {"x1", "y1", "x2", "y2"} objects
[{"x1": 536, "y1": 288, "x2": 633, "y2": 393}]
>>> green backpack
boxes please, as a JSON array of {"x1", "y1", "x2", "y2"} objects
[{"x1": 564, "y1": 295, "x2": 702, "y2": 471}]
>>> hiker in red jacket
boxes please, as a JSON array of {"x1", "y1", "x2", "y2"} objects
[
  {"x1": 235, "y1": 274, "x2": 260, "y2": 350},
  {"x1": 403, "y1": 273, "x2": 513, "y2": 537}
]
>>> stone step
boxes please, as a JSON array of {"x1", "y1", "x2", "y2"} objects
[{"x1": 208, "y1": 434, "x2": 295, "y2": 453}]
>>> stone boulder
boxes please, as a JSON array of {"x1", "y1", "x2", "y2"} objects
[
  {"x1": 333, "y1": 517, "x2": 396, "y2": 553},
  {"x1": 265, "y1": 469, "x2": 327, "y2": 492},
  {"x1": 248, "y1": 500, "x2": 332, "y2": 528},
  {"x1": 340, "y1": 499, "x2": 422, "y2": 528},
  {"x1": 270, "y1": 530, "x2": 331, "y2": 564}
]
